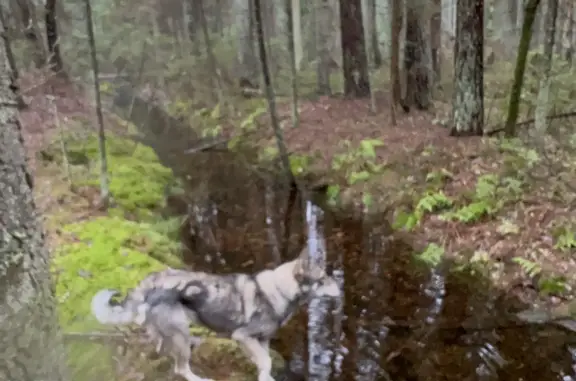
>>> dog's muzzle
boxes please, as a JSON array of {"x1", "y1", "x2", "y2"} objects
[{"x1": 315, "y1": 277, "x2": 341, "y2": 298}]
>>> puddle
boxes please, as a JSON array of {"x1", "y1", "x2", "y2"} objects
[{"x1": 141, "y1": 133, "x2": 576, "y2": 381}]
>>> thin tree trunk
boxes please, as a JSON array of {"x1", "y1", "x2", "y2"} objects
[
  {"x1": 199, "y1": 0, "x2": 224, "y2": 106},
  {"x1": 534, "y1": 0, "x2": 558, "y2": 133},
  {"x1": 390, "y1": 0, "x2": 403, "y2": 124},
  {"x1": 450, "y1": 0, "x2": 484, "y2": 136},
  {"x1": 254, "y1": 0, "x2": 293, "y2": 186},
  {"x1": 84, "y1": 0, "x2": 110, "y2": 207},
  {"x1": 292, "y1": 0, "x2": 303, "y2": 71},
  {"x1": 285, "y1": 0, "x2": 300, "y2": 128},
  {"x1": 369, "y1": 0, "x2": 383, "y2": 67},
  {"x1": 0, "y1": 24, "x2": 69, "y2": 380},
  {"x1": 503, "y1": 0, "x2": 541, "y2": 137},
  {"x1": 431, "y1": 0, "x2": 441, "y2": 87},
  {"x1": 45, "y1": 0, "x2": 64, "y2": 74}
]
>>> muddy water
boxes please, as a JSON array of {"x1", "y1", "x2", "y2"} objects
[{"x1": 158, "y1": 150, "x2": 576, "y2": 381}]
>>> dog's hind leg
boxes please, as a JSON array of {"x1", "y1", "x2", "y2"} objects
[
  {"x1": 171, "y1": 332, "x2": 213, "y2": 381},
  {"x1": 232, "y1": 330, "x2": 274, "y2": 381}
]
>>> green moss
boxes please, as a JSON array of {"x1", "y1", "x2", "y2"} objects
[
  {"x1": 190, "y1": 338, "x2": 285, "y2": 381},
  {"x1": 42, "y1": 133, "x2": 175, "y2": 217},
  {"x1": 53, "y1": 216, "x2": 184, "y2": 327}
]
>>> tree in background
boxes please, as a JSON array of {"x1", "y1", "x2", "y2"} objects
[
  {"x1": 451, "y1": 0, "x2": 484, "y2": 136},
  {"x1": 503, "y1": 0, "x2": 541, "y2": 137},
  {"x1": 535, "y1": 0, "x2": 558, "y2": 134},
  {"x1": 339, "y1": 0, "x2": 371, "y2": 97},
  {"x1": 0, "y1": 18, "x2": 68, "y2": 381},
  {"x1": 45, "y1": 0, "x2": 64, "y2": 74},
  {"x1": 403, "y1": 0, "x2": 431, "y2": 110}
]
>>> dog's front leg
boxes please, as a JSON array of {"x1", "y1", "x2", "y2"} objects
[{"x1": 232, "y1": 330, "x2": 274, "y2": 381}]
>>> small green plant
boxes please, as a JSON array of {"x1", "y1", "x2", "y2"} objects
[
  {"x1": 441, "y1": 174, "x2": 515, "y2": 224},
  {"x1": 416, "y1": 243, "x2": 445, "y2": 267},
  {"x1": 512, "y1": 257, "x2": 542, "y2": 278},
  {"x1": 393, "y1": 191, "x2": 452, "y2": 231},
  {"x1": 331, "y1": 139, "x2": 385, "y2": 186},
  {"x1": 553, "y1": 226, "x2": 576, "y2": 252},
  {"x1": 425, "y1": 168, "x2": 454, "y2": 189}
]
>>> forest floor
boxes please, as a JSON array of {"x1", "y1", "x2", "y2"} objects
[{"x1": 19, "y1": 69, "x2": 576, "y2": 320}]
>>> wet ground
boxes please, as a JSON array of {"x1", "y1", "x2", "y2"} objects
[
  {"x1": 111, "y1": 93, "x2": 576, "y2": 381},
  {"x1": 158, "y1": 149, "x2": 576, "y2": 381}
]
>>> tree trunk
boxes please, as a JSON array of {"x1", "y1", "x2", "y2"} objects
[
  {"x1": 285, "y1": 0, "x2": 300, "y2": 127},
  {"x1": 0, "y1": 24, "x2": 68, "y2": 381},
  {"x1": 450, "y1": 0, "x2": 484, "y2": 136},
  {"x1": 339, "y1": 0, "x2": 371, "y2": 97},
  {"x1": 15, "y1": 0, "x2": 46, "y2": 67},
  {"x1": 292, "y1": 0, "x2": 303, "y2": 71},
  {"x1": 403, "y1": 1, "x2": 431, "y2": 110},
  {"x1": 254, "y1": 0, "x2": 293, "y2": 185},
  {"x1": 316, "y1": 0, "x2": 333, "y2": 95},
  {"x1": 0, "y1": 7, "x2": 27, "y2": 109},
  {"x1": 535, "y1": 0, "x2": 558, "y2": 134},
  {"x1": 45, "y1": 0, "x2": 64, "y2": 74},
  {"x1": 84, "y1": 0, "x2": 110, "y2": 207},
  {"x1": 235, "y1": 0, "x2": 259, "y2": 87},
  {"x1": 431, "y1": 0, "x2": 441, "y2": 86},
  {"x1": 390, "y1": 0, "x2": 403, "y2": 124},
  {"x1": 503, "y1": 0, "x2": 541, "y2": 137},
  {"x1": 199, "y1": 0, "x2": 224, "y2": 106}
]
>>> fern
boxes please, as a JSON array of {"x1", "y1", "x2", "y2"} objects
[
  {"x1": 416, "y1": 243, "x2": 445, "y2": 267},
  {"x1": 512, "y1": 257, "x2": 542, "y2": 278}
]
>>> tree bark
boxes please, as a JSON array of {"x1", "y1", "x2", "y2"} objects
[
  {"x1": 339, "y1": 0, "x2": 371, "y2": 97},
  {"x1": 450, "y1": 0, "x2": 484, "y2": 136},
  {"x1": 45, "y1": 0, "x2": 64, "y2": 74},
  {"x1": 0, "y1": 21, "x2": 68, "y2": 381},
  {"x1": 503, "y1": 0, "x2": 541, "y2": 137}
]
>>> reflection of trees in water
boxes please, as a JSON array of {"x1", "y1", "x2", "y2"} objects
[{"x1": 165, "y1": 158, "x2": 576, "y2": 381}]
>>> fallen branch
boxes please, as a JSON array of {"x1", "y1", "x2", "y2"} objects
[{"x1": 485, "y1": 110, "x2": 576, "y2": 136}]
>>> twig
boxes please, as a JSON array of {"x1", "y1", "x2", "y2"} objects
[{"x1": 48, "y1": 94, "x2": 72, "y2": 187}]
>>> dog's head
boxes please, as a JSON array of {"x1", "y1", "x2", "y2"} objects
[{"x1": 294, "y1": 248, "x2": 341, "y2": 299}]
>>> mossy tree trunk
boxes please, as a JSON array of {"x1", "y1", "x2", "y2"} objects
[
  {"x1": 0, "y1": 25, "x2": 68, "y2": 381},
  {"x1": 450, "y1": 0, "x2": 484, "y2": 136},
  {"x1": 503, "y1": 0, "x2": 541, "y2": 137},
  {"x1": 339, "y1": 0, "x2": 371, "y2": 97},
  {"x1": 535, "y1": 0, "x2": 558, "y2": 134}
]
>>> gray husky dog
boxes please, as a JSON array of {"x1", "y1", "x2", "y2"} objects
[{"x1": 91, "y1": 248, "x2": 341, "y2": 381}]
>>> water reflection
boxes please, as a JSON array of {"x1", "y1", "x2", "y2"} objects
[{"x1": 169, "y1": 157, "x2": 576, "y2": 381}]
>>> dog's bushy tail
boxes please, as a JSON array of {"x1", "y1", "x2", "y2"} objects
[{"x1": 91, "y1": 289, "x2": 142, "y2": 325}]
